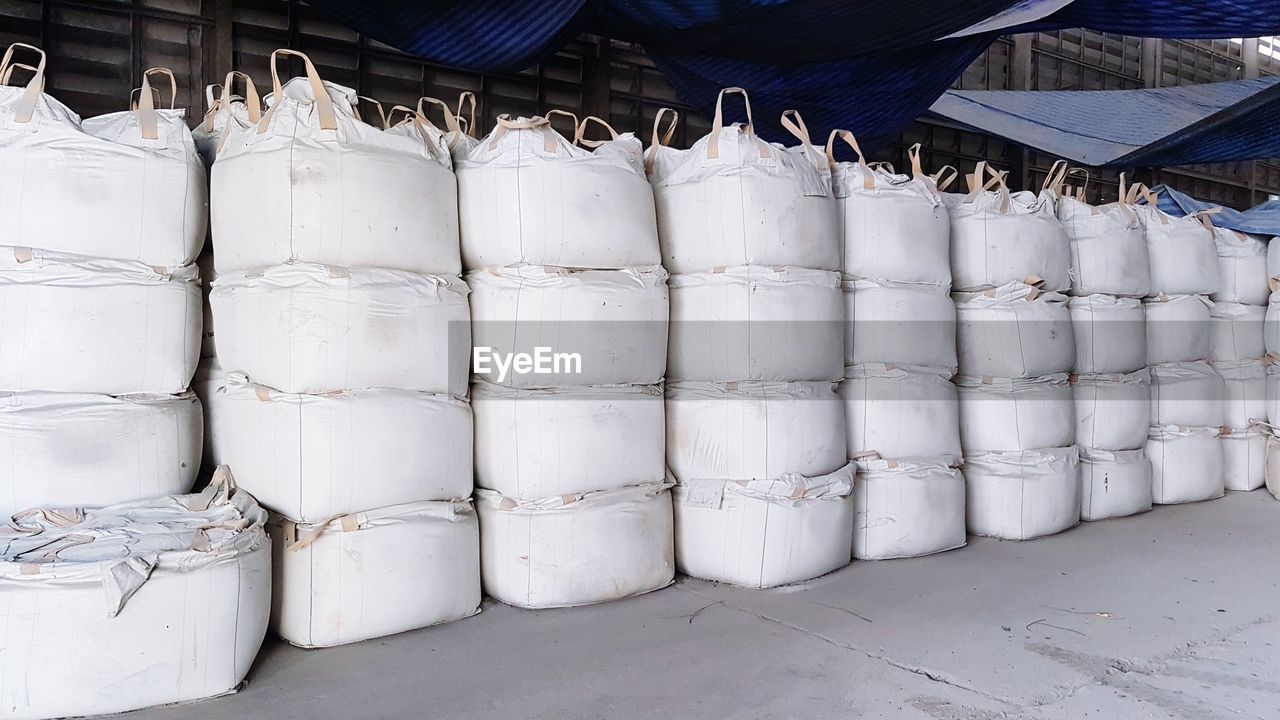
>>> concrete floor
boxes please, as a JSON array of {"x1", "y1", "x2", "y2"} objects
[{"x1": 135, "y1": 490, "x2": 1279, "y2": 720}]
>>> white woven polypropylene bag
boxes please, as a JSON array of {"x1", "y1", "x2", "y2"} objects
[
  {"x1": 1078, "y1": 447, "x2": 1152, "y2": 521},
  {"x1": 1058, "y1": 195, "x2": 1150, "y2": 297},
  {"x1": 1144, "y1": 294, "x2": 1212, "y2": 365},
  {"x1": 476, "y1": 483, "x2": 675, "y2": 608},
  {"x1": 1139, "y1": 205, "x2": 1220, "y2": 296},
  {"x1": 668, "y1": 266, "x2": 843, "y2": 382},
  {"x1": 1146, "y1": 425, "x2": 1224, "y2": 504},
  {"x1": 0, "y1": 247, "x2": 199, "y2": 394},
  {"x1": 1210, "y1": 301, "x2": 1265, "y2": 363},
  {"x1": 0, "y1": 470, "x2": 269, "y2": 719},
  {"x1": 853, "y1": 457, "x2": 965, "y2": 560},
  {"x1": 212, "y1": 51, "x2": 460, "y2": 276},
  {"x1": 954, "y1": 281, "x2": 1074, "y2": 378},
  {"x1": 1211, "y1": 227, "x2": 1269, "y2": 306},
  {"x1": 0, "y1": 390, "x2": 200, "y2": 516},
  {"x1": 1068, "y1": 294, "x2": 1145, "y2": 374},
  {"x1": 0, "y1": 50, "x2": 206, "y2": 266},
  {"x1": 950, "y1": 168, "x2": 1070, "y2": 292},
  {"x1": 955, "y1": 374, "x2": 1074, "y2": 452},
  {"x1": 839, "y1": 364, "x2": 960, "y2": 461},
  {"x1": 666, "y1": 380, "x2": 845, "y2": 482},
  {"x1": 963, "y1": 446, "x2": 1081, "y2": 540},
  {"x1": 673, "y1": 465, "x2": 853, "y2": 588},
  {"x1": 270, "y1": 500, "x2": 480, "y2": 648},
  {"x1": 212, "y1": 263, "x2": 470, "y2": 394},
  {"x1": 457, "y1": 114, "x2": 659, "y2": 270},
  {"x1": 647, "y1": 91, "x2": 838, "y2": 273},
  {"x1": 1149, "y1": 361, "x2": 1225, "y2": 428},
  {"x1": 1222, "y1": 427, "x2": 1266, "y2": 492},
  {"x1": 472, "y1": 381, "x2": 665, "y2": 498},
  {"x1": 467, "y1": 265, "x2": 668, "y2": 387},
  {"x1": 1216, "y1": 358, "x2": 1267, "y2": 430},
  {"x1": 844, "y1": 277, "x2": 957, "y2": 372},
  {"x1": 1072, "y1": 369, "x2": 1151, "y2": 451}
]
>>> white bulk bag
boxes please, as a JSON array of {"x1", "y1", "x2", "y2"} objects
[
  {"x1": 213, "y1": 51, "x2": 459, "y2": 276},
  {"x1": 964, "y1": 446, "x2": 1081, "y2": 540},
  {"x1": 955, "y1": 374, "x2": 1074, "y2": 452},
  {"x1": 844, "y1": 277, "x2": 957, "y2": 372},
  {"x1": 1210, "y1": 301, "x2": 1265, "y2": 363},
  {"x1": 1144, "y1": 294, "x2": 1212, "y2": 365},
  {"x1": 1211, "y1": 227, "x2": 1269, "y2": 305},
  {"x1": 1222, "y1": 427, "x2": 1266, "y2": 491},
  {"x1": 1147, "y1": 425, "x2": 1224, "y2": 504},
  {"x1": 476, "y1": 483, "x2": 675, "y2": 608},
  {"x1": 839, "y1": 364, "x2": 961, "y2": 460},
  {"x1": 0, "y1": 391, "x2": 200, "y2": 516},
  {"x1": 0, "y1": 247, "x2": 199, "y2": 394},
  {"x1": 212, "y1": 263, "x2": 470, "y2": 395},
  {"x1": 0, "y1": 51, "x2": 205, "y2": 266},
  {"x1": 954, "y1": 282, "x2": 1074, "y2": 378},
  {"x1": 457, "y1": 114, "x2": 659, "y2": 270},
  {"x1": 668, "y1": 266, "x2": 843, "y2": 382},
  {"x1": 1140, "y1": 204, "x2": 1220, "y2": 296},
  {"x1": 217, "y1": 374, "x2": 472, "y2": 521},
  {"x1": 853, "y1": 457, "x2": 966, "y2": 560},
  {"x1": 1058, "y1": 191, "x2": 1150, "y2": 297},
  {"x1": 191, "y1": 73, "x2": 261, "y2": 169},
  {"x1": 271, "y1": 500, "x2": 480, "y2": 648},
  {"x1": 193, "y1": 361, "x2": 227, "y2": 470},
  {"x1": 832, "y1": 139, "x2": 950, "y2": 286},
  {"x1": 1216, "y1": 359, "x2": 1267, "y2": 430},
  {"x1": 467, "y1": 265, "x2": 668, "y2": 387},
  {"x1": 962, "y1": 443, "x2": 1075, "y2": 538},
  {"x1": 1149, "y1": 361, "x2": 1225, "y2": 427},
  {"x1": 949, "y1": 164, "x2": 1071, "y2": 292},
  {"x1": 1078, "y1": 447, "x2": 1152, "y2": 521},
  {"x1": 472, "y1": 381, "x2": 665, "y2": 498},
  {"x1": 0, "y1": 470, "x2": 269, "y2": 719},
  {"x1": 1072, "y1": 369, "x2": 1151, "y2": 451},
  {"x1": 1266, "y1": 432, "x2": 1280, "y2": 500},
  {"x1": 1266, "y1": 291, "x2": 1280, "y2": 357},
  {"x1": 1068, "y1": 294, "x2": 1145, "y2": 374},
  {"x1": 673, "y1": 465, "x2": 853, "y2": 588},
  {"x1": 647, "y1": 91, "x2": 839, "y2": 273},
  {"x1": 666, "y1": 381, "x2": 845, "y2": 482}
]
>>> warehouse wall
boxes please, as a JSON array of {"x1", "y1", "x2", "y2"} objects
[{"x1": 0, "y1": 0, "x2": 1273, "y2": 209}]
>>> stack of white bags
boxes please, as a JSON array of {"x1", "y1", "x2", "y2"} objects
[
  {"x1": 651, "y1": 90, "x2": 854, "y2": 587},
  {"x1": 208, "y1": 50, "x2": 480, "y2": 647},
  {"x1": 1057, "y1": 174, "x2": 1154, "y2": 521},
  {"x1": 830, "y1": 131, "x2": 966, "y2": 559},
  {"x1": 1137, "y1": 191, "x2": 1228, "y2": 504},
  {"x1": 0, "y1": 43, "x2": 263, "y2": 717},
  {"x1": 949, "y1": 161, "x2": 1081, "y2": 540},
  {"x1": 459, "y1": 111, "x2": 674, "y2": 608}
]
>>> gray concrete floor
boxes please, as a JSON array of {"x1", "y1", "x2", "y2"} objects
[{"x1": 136, "y1": 490, "x2": 1280, "y2": 720}]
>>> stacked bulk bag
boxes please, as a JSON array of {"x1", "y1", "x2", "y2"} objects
[
  {"x1": 0, "y1": 46, "x2": 204, "y2": 515},
  {"x1": 832, "y1": 133, "x2": 962, "y2": 559},
  {"x1": 1206, "y1": 228, "x2": 1272, "y2": 491},
  {"x1": 1137, "y1": 186, "x2": 1224, "y2": 504},
  {"x1": 1054, "y1": 172, "x2": 1153, "y2": 520},
  {"x1": 210, "y1": 51, "x2": 478, "y2": 645},
  {"x1": 951, "y1": 163, "x2": 1079, "y2": 539},
  {"x1": 0, "y1": 468, "x2": 269, "y2": 718},
  {"x1": 461, "y1": 110, "x2": 673, "y2": 606},
  {"x1": 653, "y1": 92, "x2": 851, "y2": 585}
]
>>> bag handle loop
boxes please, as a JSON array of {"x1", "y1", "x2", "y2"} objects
[
  {"x1": 825, "y1": 129, "x2": 874, "y2": 190},
  {"x1": 575, "y1": 115, "x2": 619, "y2": 148},
  {"x1": 203, "y1": 70, "x2": 262, "y2": 133},
  {"x1": 355, "y1": 95, "x2": 387, "y2": 129},
  {"x1": 644, "y1": 107, "x2": 678, "y2": 171},
  {"x1": 780, "y1": 109, "x2": 824, "y2": 166},
  {"x1": 491, "y1": 113, "x2": 561, "y2": 154},
  {"x1": 1, "y1": 43, "x2": 46, "y2": 124},
  {"x1": 931, "y1": 165, "x2": 958, "y2": 191},
  {"x1": 134, "y1": 67, "x2": 176, "y2": 140},
  {"x1": 707, "y1": 87, "x2": 766, "y2": 160},
  {"x1": 262, "y1": 49, "x2": 337, "y2": 134},
  {"x1": 417, "y1": 96, "x2": 461, "y2": 135},
  {"x1": 456, "y1": 91, "x2": 477, "y2": 137},
  {"x1": 1041, "y1": 158, "x2": 1070, "y2": 194}
]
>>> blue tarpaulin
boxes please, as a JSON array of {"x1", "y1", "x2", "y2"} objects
[
  {"x1": 304, "y1": 1, "x2": 1280, "y2": 153},
  {"x1": 929, "y1": 79, "x2": 1280, "y2": 167},
  {"x1": 1151, "y1": 184, "x2": 1280, "y2": 237}
]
